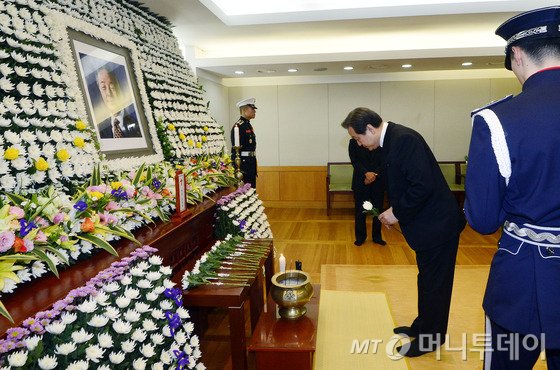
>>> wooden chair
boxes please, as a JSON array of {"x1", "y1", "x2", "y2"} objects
[{"x1": 326, "y1": 162, "x2": 354, "y2": 215}]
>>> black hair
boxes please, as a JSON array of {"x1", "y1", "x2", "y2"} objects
[
  {"x1": 514, "y1": 37, "x2": 560, "y2": 65},
  {"x1": 341, "y1": 107, "x2": 383, "y2": 134}
]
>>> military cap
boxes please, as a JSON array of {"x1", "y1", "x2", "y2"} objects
[
  {"x1": 236, "y1": 97, "x2": 257, "y2": 109},
  {"x1": 496, "y1": 6, "x2": 560, "y2": 70}
]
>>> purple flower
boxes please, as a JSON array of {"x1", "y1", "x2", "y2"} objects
[
  {"x1": 165, "y1": 311, "x2": 181, "y2": 337},
  {"x1": 6, "y1": 327, "x2": 29, "y2": 340},
  {"x1": 152, "y1": 178, "x2": 162, "y2": 189},
  {"x1": 164, "y1": 288, "x2": 183, "y2": 307},
  {"x1": 53, "y1": 212, "x2": 66, "y2": 224},
  {"x1": 19, "y1": 218, "x2": 37, "y2": 237},
  {"x1": 174, "y1": 349, "x2": 190, "y2": 369},
  {"x1": 111, "y1": 188, "x2": 128, "y2": 200},
  {"x1": 0, "y1": 231, "x2": 15, "y2": 252},
  {"x1": 239, "y1": 220, "x2": 247, "y2": 230},
  {"x1": 73, "y1": 200, "x2": 88, "y2": 212}
]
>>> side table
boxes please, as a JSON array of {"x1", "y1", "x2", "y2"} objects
[{"x1": 248, "y1": 284, "x2": 320, "y2": 370}]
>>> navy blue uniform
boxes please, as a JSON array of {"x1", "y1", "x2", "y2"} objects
[
  {"x1": 466, "y1": 67, "x2": 560, "y2": 367},
  {"x1": 231, "y1": 117, "x2": 257, "y2": 187}
]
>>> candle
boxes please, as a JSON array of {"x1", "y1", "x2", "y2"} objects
[
  {"x1": 279, "y1": 254, "x2": 286, "y2": 273},
  {"x1": 233, "y1": 126, "x2": 240, "y2": 147}
]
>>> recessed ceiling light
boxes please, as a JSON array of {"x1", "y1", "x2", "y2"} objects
[
  {"x1": 402, "y1": 64, "x2": 412, "y2": 69},
  {"x1": 313, "y1": 67, "x2": 328, "y2": 72},
  {"x1": 343, "y1": 66, "x2": 354, "y2": 70},
  {"x1": 462, "y1": 62, "x2": 473, "y2": 67},
  {"x1": 234, "y1": 70, "x2": 244, "y2": 75},
  {"x1": 288, "y1": 68, "x2": 298, "y2": 73}
]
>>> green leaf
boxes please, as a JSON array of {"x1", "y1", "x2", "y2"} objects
[
  {"x1": 77, "y1": 234, "x2": 119, "y2": 256},
  {"x1": 31, "y1": 249, "x2": 59, "y2": 278},
  {"x1": 5, "y1": 192, "x2": 27, "y2": 206},
  {"x1": 0, "y1": 300, "x2": 14, "y2": 323},
  {"x1": 146, "y1": 165, "x2": 153, "y2": 185},
  {"x1": 155, "y1": 206, "x2": 169, "y2": 222},
  {"x1": 43, "y1": 246, "x2": 69, "y2": 265},
  {"x1": 132, "y1": 163, "x2": 146, "y2": 186}
]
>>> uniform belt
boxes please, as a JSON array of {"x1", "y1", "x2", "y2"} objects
[
  {"x1": 240, "y1": 151, "x2": 255, "y2": 157},
  {"x1": 503, "y1": 221, "x2": 560, "y2": 246}
]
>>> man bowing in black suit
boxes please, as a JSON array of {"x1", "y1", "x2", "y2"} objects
[{"x1": 342, "y1": 107, "x2": 465, "y2": 357}]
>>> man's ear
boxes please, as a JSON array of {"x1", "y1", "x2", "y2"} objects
[
  {"x1": 511, "y1": 46, "x2": 524, "y2": 67},
  {"x1": 366, "y1": 124, "x2": 375, "y2": 133}
]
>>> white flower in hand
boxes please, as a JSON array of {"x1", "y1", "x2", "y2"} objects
[{"x1": 362, "y1": 201, "x2": 373, "y2": 211}]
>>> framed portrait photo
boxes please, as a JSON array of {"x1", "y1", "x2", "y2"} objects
[{"x1": 48, "y1": 10, "x2": 164, "y2": 170}]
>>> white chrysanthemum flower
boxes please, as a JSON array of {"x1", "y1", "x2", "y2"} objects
[
  {"x1": 109, "y1": 351, "x2": 125, "y2": 364},
  {"x1": 97, "y1": 366, "x2": 111, "y2": 370},
  {"x1": 66, "y1": 360, "x2": 88, "y2": 370},
  {"x1": 16, "y1": 81, "x2": 30, "y2": 96},
  {"x1": 160, "y1": 265, "x2": 173, "y2": 275},
  {"x1": 88, "y1": 314, "x2": 109, "y2": 328},
  {"x1": 191, "y1": 335, "x2": 200, "y2": 346},
  {"x1": 7, "y1": 350, "x2": 28, "y2": 367},
  {"x1": 140, "y1": 342, "x2": 156, "y2": 358},
  {"x1": 135, "y1": 302, "x2": 150, "y2": 314},
  {"x1": 45, "y1": 321, "x2": 66, "y2": 335},
  {"x1": 175, "y1": 330, "x2": 187, "y2": 345},
  {"x1": 160, "y1": 300, "x2": 174, "y2": 311},
  {"x1": 113, "y1": 319, "x2": 132, "y2": 335},
  {"x1": 129, "y1": 267, "x2": 145, "y2": 277},
  {"x1": 163, "y1": 279, "x2": 176, "y2": 289},
  {"x1": 57, "y1": 311, "x2": 75, "y2": 325},
  {"x1": 160, "y1": 349, "x2": 172, "y2": 364},
  {"x1": 145, "y1": 291, "x2": 158, "y2": 302},
  {"x1": 102, "y1": 306, "x2": 119, "y2": 321},
  {"x1": 120, "y1": 275, "x2": 133, "y2": 285},
  {"x1": 195, "y1": 363, "x2": 206, "y2": 370},
  {"x1": 27, "y1": 144, "x2": 41, "y2": 159},
  {"x1": 94, "y1": 291, "x2": 110, "y2": 306},
  {"x1": 4, "y1": 130, "x2": 21, "y2": 144},
  {"x1": 192, "y1": 347, "x2": 202, "y2": 360},
  {"x1": 121, "y1": 340, "x2": 136, "y2": 353},
  {"x1": 124, "y1": 287, "x2": 140, "y2": 300},
  {"x1": 85, "y1": 344, "x2": 104, "y2": 363},
  {"x1": 50, "y1": 130, "x2": 63, "y2": 143},
  {"x1": 136, "y1": 279, "x2": 152, "y2": 289},
  {"x1": 131, "y1": 328, "x2": 147, "y2": 343},
  {"x1": 153, "y1": 286, "x2": 166, "y2": 295},
  {"x1": 124, "y1": 309, "x2": 141, "y2": 323},
  {"x1": 151, "y1": 362, "x2": 165, "y2": 370},
  {"x1": 0, "y1": 77, "x2": 14, "y2": 92},
  {"x1": 148, "y1": 255, "x2": 163, "y2": 265},
  {"x1": 77, "y1": 298, "x2": 97, "y2": 313},
  {"x1": 11, "y1": 157, "x2": 29, "y2": 171},
  {"x1": 116, "y1": 295, "x2": 131, "y2": 308},
  {"x1": 55, "y1": 342, "x2": 76, "y2": 356},
  {"x1": 133, "y1": 357, "x2": 147, "y2": 370},
  {"x1": 183, "y1": 344, "x2": 193, "y2": 355},
  {"x1": 97, "y1": 333, "x2": 113, "y2": 348},
  {"x1": 177, "y1": 307, "x2": 191, "y2": 320},
  {"x1": 103, "y1": 281, "x2": 120, "y2": 293},
  {"x1": 71, "y1": 328, "x2": 94, "y2": 344},
  {"x1": 162, "y1": 325, "x2": 172, "y2": 337},
  {"x1": 183, "y1": 321, "x2": 195, "y2": 335},
  {"x1": 24, "y1": 335, "x2": 41, "y2": 351},
  {"x1": 151, "y1": 332, "x2": 165, "y2": 345},
  {"x1": 37, "y1": 354, "x2": 58, "y2": 369}
]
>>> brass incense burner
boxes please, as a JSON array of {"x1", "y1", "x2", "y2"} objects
[{"x1": 270, "y1": 270, "x2": 314, "y2": 319}]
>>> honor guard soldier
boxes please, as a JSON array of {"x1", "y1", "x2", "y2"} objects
[
  {"x1": 465, "y1": 6, "x2": 560, "y2": 369},
  {"x1": 231, "y1": 98, "x2": 257, "y2": 187}
]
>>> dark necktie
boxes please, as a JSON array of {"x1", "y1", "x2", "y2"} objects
[{"x1": 113, "y1": 118, "x2": 123, "y2": 138}]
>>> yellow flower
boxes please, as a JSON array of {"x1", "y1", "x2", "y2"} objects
[
  {"x1": 111, "y1": 181, "x2": 122, "y2": 190},
  {"x1": 35, "y1": 157, "x2": 49, "y2": 171},
  {"x1": 75, "y1": 120, "x2": 87, "y2": 131},
  {"x1": 179, "y1": 133, "x2": 186, "y2": 141},
  {"x1": 74, "y1": 137, "x2": 85, "y2": 148},
  {"x1": 196, "y1": 142, "x2": 202, "y2": 148},
  {"x1": 187, "y1": 139, "x2": 194, "y2": 147},
  {"x1": 89, "y1": 191, "x2": 104, "y2": 200},
  {"x1": 167, "y1": 124, "x2": 176, "y2": 131},
  {"x1": 203, "y1": 126, "x2": 209, "y2": 132},
  {"x1": 3, "y1": 147, "x2": 19, "y2": 160},
  {"x1": 56, "y1": 149, "x2": 70, "y2": 162},
  {"x1": 201, "y1": 135, "x2": 207, "y2": 142}
]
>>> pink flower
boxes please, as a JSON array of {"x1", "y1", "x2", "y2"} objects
[
  {"x1": 34, "y1": 216, "x2": 49, "y2": 227},
  {"x1": 87, "y1": 184, "x2": 108, "y2": 193},
  {"x1": 141, "y1": 186, "x2": 150, "y2": 196},
  {"x1": 35, "y1": 231, "x2": 47, "y2": 242},
  {"x1": 105, "y1": 201, "x2": 119, "y2": 211},
  {"x1": 8, "y1": 206, "x2": 25, "y2": 219},
  {"x1": 99, "y1": 212, "x2": 118, "y2": 226},
  {"x1": 53, "y1": 212, "x2": 66, "y2": 224},
  {"x1": 60, "y1": 235, "x2": 69, "y2": 243},
  {"x1": 0, "y1": 231, "x2": 15, "y2": 252},
  {"x1": 125, "y1": 187, "x2": 135, "y2": 198},
  {"x1": 23, "y1": 238, "x2": 34, "y2": 252}
]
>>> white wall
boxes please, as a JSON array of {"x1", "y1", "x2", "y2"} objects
[{"x1": 198, "y1": 76, "x2": 521, "y2": 165}]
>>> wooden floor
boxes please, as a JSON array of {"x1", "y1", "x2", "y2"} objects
[{"x1": 199, "y1": 207, "x2": 502, "y2": 370}]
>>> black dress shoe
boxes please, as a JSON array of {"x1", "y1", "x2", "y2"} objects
[
  {"x1": 396, "y1": 339, "x2": 437, "y2": 357},
  {"x1": 354, "y1": 240, "x2": 365, "y2": 246},
  {"x1": 393, "y1": 326, "x2": 418, "y2": 337},
  {"x1": 372, "y1": 238, "x2": 386, "y2": 246}
]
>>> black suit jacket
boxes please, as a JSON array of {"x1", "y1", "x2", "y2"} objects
[
  {"x1": 382, "y1": 122, "x2": 465, "y2": 250},
  {"x1": 348, "y1": 139, "x2": 384, "y2": 192},
  {"x1": 98, "y1": 104, "x2": 142, "y2": 139}
]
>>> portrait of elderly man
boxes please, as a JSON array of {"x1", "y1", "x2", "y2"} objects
[{"x1": 95, "y1": 66, "x2": 142, "y2": 139}]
